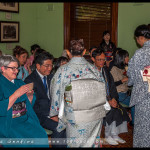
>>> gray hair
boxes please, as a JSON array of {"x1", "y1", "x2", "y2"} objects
[{"x1": 0, "y1": 55, "x2": 19, "y2": 73}]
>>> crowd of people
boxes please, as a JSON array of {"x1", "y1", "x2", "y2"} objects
[{"x1": 0, "y1": 23, "x2": 150, "y2": 148}]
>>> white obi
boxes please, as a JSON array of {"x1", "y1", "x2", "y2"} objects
[{"x1": 64, "y1": 78, "x2": 107, "y2": 124}]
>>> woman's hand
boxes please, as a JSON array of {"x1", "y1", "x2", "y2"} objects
[
  {"x1": 26, "y1": 90, "x2": 34, "y2": 103},
  {"x1": 121, "y1": 77, "x2": 128, "y2": 83},
  {"x1": 50, "y1": 116, "x2": 59, "y2": 122},
  {"x1": 8, "y1": 84, "x2": 33, "y2": 110},
  {"x1": 14, "y1": 84, "x2": 32, "y2": 98}
]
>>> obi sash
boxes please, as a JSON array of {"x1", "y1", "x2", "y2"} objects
[
  {"x1": 12, "y1": 101, "x2": 27, "y2": 118},
  {"x1": 105, "y1": 51, "x2": 113, "y2": 61},
  {"x1": 64, "y1": 78, "x2": 106, "y2": 123}
]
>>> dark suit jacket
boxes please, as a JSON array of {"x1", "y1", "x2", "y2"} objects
[{"x1": 24, "y1": 70, "x2": 53, "y2": 122}]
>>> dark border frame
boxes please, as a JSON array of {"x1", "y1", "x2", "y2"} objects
[
  {"x1": 0, "y1": 2, "x2": 19, "y2": 13},
  {"x1": 0, "y1": 21, "x2": 19, "y2": 43}
]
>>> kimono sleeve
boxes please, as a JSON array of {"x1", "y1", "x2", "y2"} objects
[
  {"x1": 31, "y1": 92, "x2": 36, "y2": 107},
  {"x1": 49, "y1": 69, "x2": 62, "y2": 117},
  {"x1": 0, "y1": 87, "x2": 9, "y2": 116}
]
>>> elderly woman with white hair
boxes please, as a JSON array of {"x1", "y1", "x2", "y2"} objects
[{"x1": 0, "y1": 55, "x2": 49, "y2": 147}]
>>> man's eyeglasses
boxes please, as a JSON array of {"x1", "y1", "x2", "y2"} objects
[
  {"x1": 95, "y1": 58, "x2": 106, "y2": 62},
  {"x1": 42, "y1": 64, "x2": 53, "y2": 68},
  {"x1": 4, "y1": 66, "x2": 19, "y2": 71}
]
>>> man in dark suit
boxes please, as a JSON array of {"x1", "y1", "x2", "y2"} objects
[{"x1": 24, "y1": 50, "x2": 66, "y2": 147}]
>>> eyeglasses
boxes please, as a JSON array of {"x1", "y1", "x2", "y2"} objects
[
  {"x1": 95, "y1": 58, "x2": 106, "y2": 62},
  {"x1": 42, "y1": 64, "x2": 53, "y2": 68},
  {"x1": 4, "y1": 66, "x2": 19, "y2": 71}
]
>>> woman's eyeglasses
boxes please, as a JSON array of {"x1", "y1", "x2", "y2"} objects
[{"x1": 4, "y1": 66, "x2": 19, "y2": 71}]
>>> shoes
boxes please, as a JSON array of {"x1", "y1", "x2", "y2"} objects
[
  {"x1": 113, "y1": 136, "x2": 126, "y2": 144},
  {"x1": 105, "y1": 136, "x2": 119, "y2": 145}
]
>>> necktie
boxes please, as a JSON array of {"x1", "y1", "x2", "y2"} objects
[{"x1": 43, "y1": 76, "x2": 47, "y2": 93}]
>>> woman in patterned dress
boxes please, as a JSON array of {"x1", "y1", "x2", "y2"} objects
[
  {"x1": 127, "y1": 24, "x2": 150, "y2": 147},
  {"x1": 50, "y1": 39, "x2": 106, "y2": 147}
]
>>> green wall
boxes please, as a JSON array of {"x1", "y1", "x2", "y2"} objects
[
  {"x1": 36, "y1": 3, "x2": 64, "y2": 58},
  {"x1": 118, "y1": 2, "x2": 150, "y2": 58},
  {"x1": 0, "y1": 2, "x2": 150, "y2": 58},
  {"x1": 0, "y1": 2, "x2": 63, "y2": 58},
  {"x1": 0, "y1": 3, "x2": 37, "y2": 55}
]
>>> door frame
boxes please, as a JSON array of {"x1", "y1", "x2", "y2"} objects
[{"x1": 64, "y1": 2, "x2": 118, "y2": 49}]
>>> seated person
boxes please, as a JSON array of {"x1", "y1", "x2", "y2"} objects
[
  {"x1": 0, "y1": 55, "x2": 49, "y2": 147},
  {"x1": 51, "y1": 56, "x2": 68, "y2": 75},
  {"x1": 110, "y1": 49, "x2": 135, "y2": 125},
  {"x1": 13, "y1": 45, "x2": 29, "y2": 81},
  {"x1": 24, "y1": 44, "x2": 41, "y2": 74},
  {"x1": 24, "y1": 51, "x2": 66, "y2": 147},
  {"x1": 92, "y1": 49, "x2": 130, "y2": 146}
]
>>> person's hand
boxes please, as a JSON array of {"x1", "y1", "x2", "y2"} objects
[
  {"x1": 121, "y1": 77, "x2": 128, "y2": 83},
  {"x1": 109, "y1": 98, "x2": 118, "y2": 108},
  {"x1": 8, "y1": 84, "x2": 33, "y2": 110},
  {"x1": 14, "y1": 84, "x2": 32, "y2": 98},
  {"x1": 26, "y1": 90, "x2": 34, "y2": 103},
  {"x1": 50, "y1": 116, "x2": 58, "y2": 122}
]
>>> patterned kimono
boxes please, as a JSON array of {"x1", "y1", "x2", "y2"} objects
[
  {"x1": 50, "y1": 57, "x2": 106, "y2": 147},
  {"x1": 127, "y1": 40, "x2": 150, "y2": 147},
  {"x1": 0, "y1": 73, "x2": 49, "y2": 147}
]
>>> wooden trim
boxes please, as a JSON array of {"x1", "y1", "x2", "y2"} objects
[
  {"x1": 111, "y1": 2, "x2": 118, "y2": 47},
  {"x1": 64, "y1": 3, "x2": 70, "y2": 49}
]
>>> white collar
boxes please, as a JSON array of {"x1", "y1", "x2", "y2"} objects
[
  {"x1": 11, "y1": 79, "x2": 15, "y2": 83},
  {"x1": 36, "y1": 69, "x2": 46, "y2": 79}
]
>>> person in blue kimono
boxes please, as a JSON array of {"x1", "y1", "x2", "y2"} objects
[
  {"x1": 13, "y1": 45, "x2": 30, "y2": 81},
  {"x1": 127, "y1": 24, "x2": 150, "y2": 147},
  {"x1": 0, "y1": 55, "x2": 49, "y2": 148},
  {"x1": 50, "y1": 39, "x2": 106, "y2": 147}
]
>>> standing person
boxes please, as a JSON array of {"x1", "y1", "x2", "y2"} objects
[
  {"x1": 127, "y1": 24, "x2": 150, "y2": 147},
  {"x1": 24, "y1": 44, "x2": 41, "y2": 73},
  {"x1": 99, "y1": 31, "x2": 116, "y2": 67},
  {"x1": 13, "y1": 45, "x2": 30, "y2": 81},
  {"x1": 50, "y1": 39, "x2": 106, "y2": 147},
  {"x1": 24, "y1": 51, "x2": 66, "y2": 148},
  {"x1": 92, "y1": 49, "x2": 130, "y2": 145},
  {"x1": 0, "y1": 55, "x2": 49, "y2": 147},
  {"x1": 110, "y1": 49, "x2": 135, "y2": 125}
]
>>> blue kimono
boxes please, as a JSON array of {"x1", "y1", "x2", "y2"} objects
[
  {"x1": 50, "y1": 57, "x2": 106, "y2": 147},
  {"x1": 0, "y1": 73, "x2": 49, "y2": 147}
]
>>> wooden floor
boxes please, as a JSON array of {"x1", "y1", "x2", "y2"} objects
[{"x1": 100, "y1": 123, "x2": 133, "y2": 148}]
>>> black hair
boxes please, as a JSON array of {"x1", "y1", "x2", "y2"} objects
[
  {"x1": 114, "y1": 49, "x2": 129, "y2": 69},
  {"x1": 69, "y1": 39, "x2": 85, "y2": 56},
  {"x1": 13, "y1": 45, "x2": 29, "y2": 58},
  {"x1": 34, "y1": 51, "x2": 54, "y2": 65},
  {"x1": 89, "y1": 46, "x2": 97, "y2": 53},
  {"x1": 92, "y1": 48, "x2": 105, "y2": 59},
  {"x1": 101, "y1": 30, "x2": 112, "y2": 45},
  {"x1": 102, "y1": 30, "x2": 110, "y2": 37},
  {"x1": 134, "y1": 24, "x2": 150, "y2": 39},
  {"x1": 30, "y1": 44, "x2": 40, "y2": 54},
  {"x1": 52, "y1": 56, "x2": 68, "y2": 73}
]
